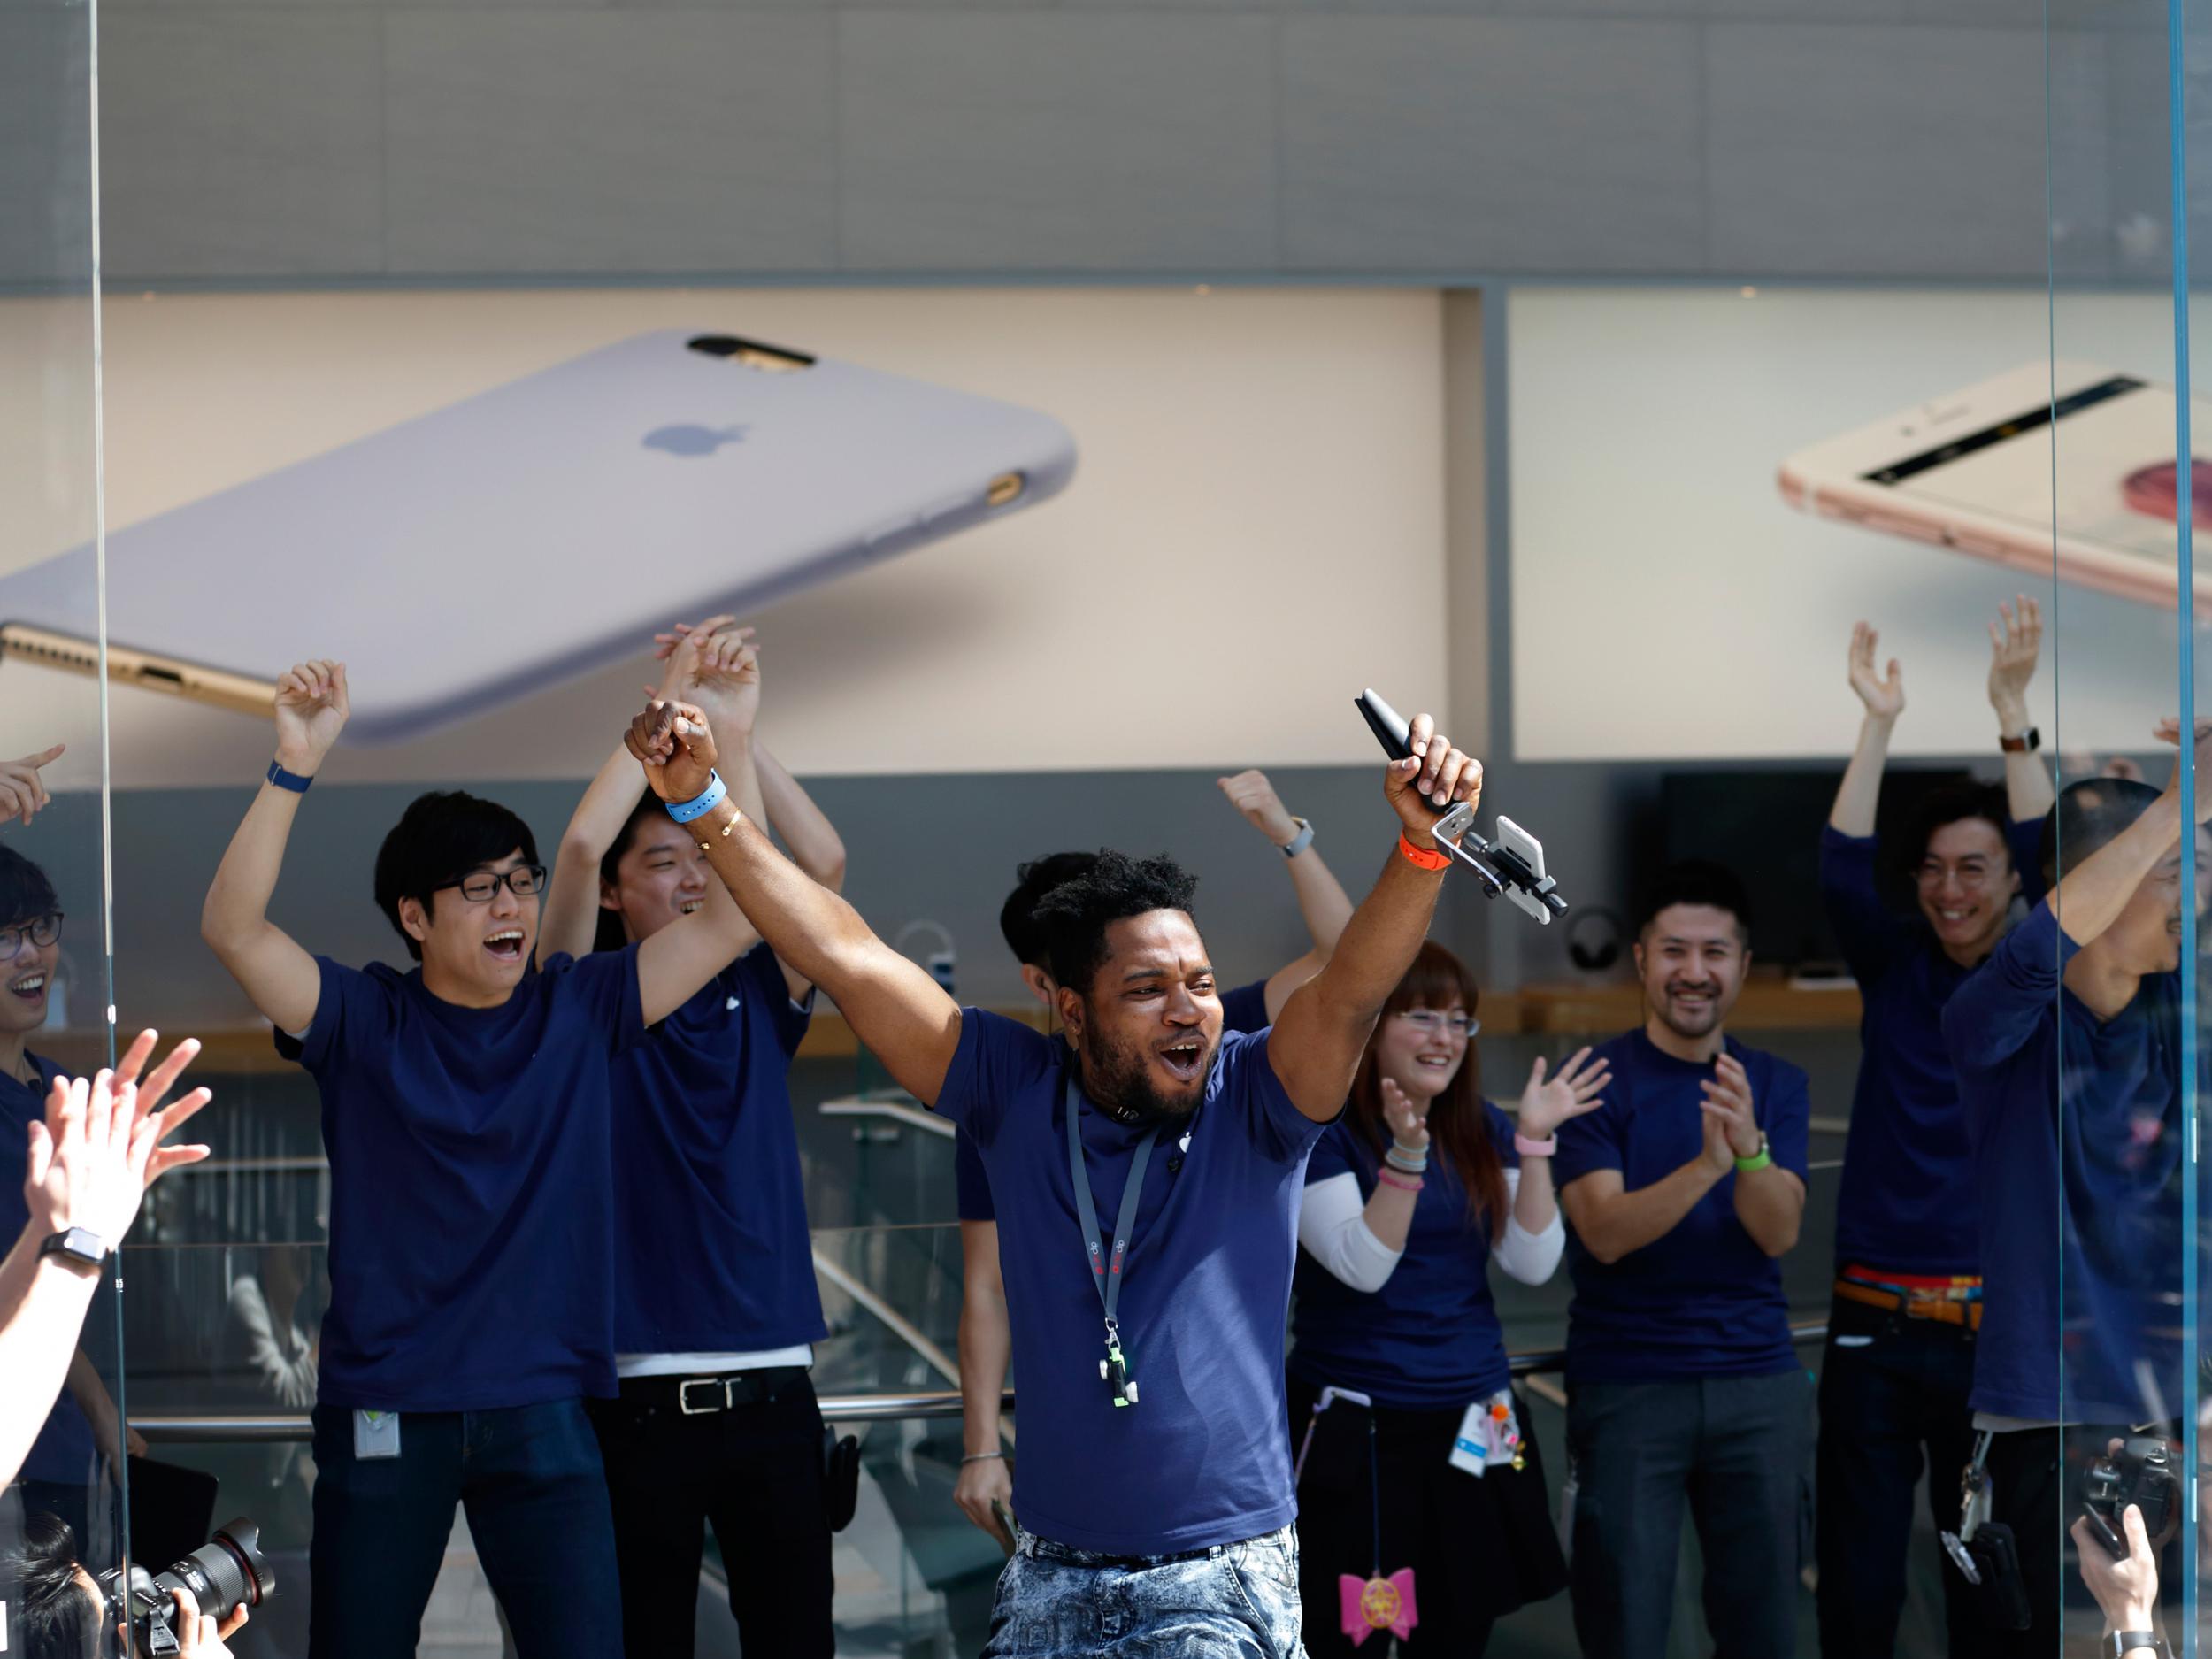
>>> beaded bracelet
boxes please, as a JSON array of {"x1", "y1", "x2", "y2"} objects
[{"x1": 1384, "y1": 1148, "x2": 1429, "y2": 1175}]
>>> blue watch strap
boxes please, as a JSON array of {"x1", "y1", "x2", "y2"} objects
[
  {"x1": 266, "y1": 759, "x2": 315, "y2": 794},
  {"x1": 666, "y1": 770, "x2": 727, "y2": 825}
]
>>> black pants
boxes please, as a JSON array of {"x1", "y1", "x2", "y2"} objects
[
  {"x1": 1566, "y1": 1370, "x2": 1811, "y2": 1659},
  {"x1": 588, "y1": 1371, "x2": 834, "y2": 1659},
  {"x1": 1815, "y1": 1294, "x2": 1989, "y2": 1659}
]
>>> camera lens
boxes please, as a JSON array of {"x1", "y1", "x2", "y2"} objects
[{"x1": 155, "y1": 1517, "x2": 273, "y2": 1626}]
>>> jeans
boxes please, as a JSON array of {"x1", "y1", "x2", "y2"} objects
[
  {"x1": 1815, "y1": 1294, "x2": 1988, "y2": 1659},
  {"x1": 588, "y1": 1371, "x2": 833, "y2": 1659},
  {"x1": 983, "y1": 1523, "x2": 1307, "y2": 1658},
  {"x1": 1567, "y1": 1370, "x2": 1811, "y2": 1659},
  {"x1": 307, "y1": 1398, "x2": 621, "y2": 1659}
]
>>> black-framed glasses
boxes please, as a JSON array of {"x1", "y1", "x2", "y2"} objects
[
  {"x1": 443, "y1": 865, "x2": 549, "y2": 903},
  {"x1": 1393, "y1": 1009, "x2": 1477, "y2": 1039},
  {"x1": 0, "y1": 910, "x2": 63, "y2": 959}
]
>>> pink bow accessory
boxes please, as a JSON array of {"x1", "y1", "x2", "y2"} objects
[{"x1": 1338, "y1": 1570, "x2": 1418, "y2": 1646}]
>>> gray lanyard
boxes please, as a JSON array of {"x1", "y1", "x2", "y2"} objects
[{"x1": 1065, "y1": 1071, "x2": 1161, "y2": 1408}]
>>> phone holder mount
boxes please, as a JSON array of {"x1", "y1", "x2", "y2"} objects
[{"x1": 1355, "y1": 689, "x2": 1570, "y2": 926}]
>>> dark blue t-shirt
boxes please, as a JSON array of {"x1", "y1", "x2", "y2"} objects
[
  {"x1": 1553, "y1": 1030, "x2": 1811, "y2": 1382},
  {"x1": 283, "y1": 950, "x2": 644, "y2": 1411},
  {"x1": 954, "y1": 978, "x2": 1273, "y2": 1224},
  {"x1": 1289, "y1": 1103, "x2": 1520, "y2": 1410},
  {"x1": 1943, "y1": 903, "x2": 2185, "y2": 1423},
  {"x1": 612, "y1": 943, "x2": 824, "y2": 1354},
  {"x1": 935, "y1": 1010, "x2": 1327, "y2": 1555},
  {"x1": 0, "y1": 1051, "x2": 98, "y2": 1483}
]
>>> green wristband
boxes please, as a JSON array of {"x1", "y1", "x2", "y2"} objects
[{"x1": 1734, "y1": 1135, "x2": 1772, "y2": 1174}]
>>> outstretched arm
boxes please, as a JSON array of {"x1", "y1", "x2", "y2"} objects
[
  {"x1": 626, "y1": 699, "x2": 963, "y2": 1102},
  {"x1": 540, "y1": 742, "x2": 650, "y2": 968},
  {"x1": 1217, "y1": 770, "x2": 1358, "y2": 1020},
  {"x1": 200, "y1": 663, "x2": 347, "y2": 1036},
  {"x1": 756, "y1": 744, "x2": 848, "y2": 1002},
  {"x1": 1830, "y1": 622, "x2": 1902, "y2": 838},
  {"x1": 1266, "y1": 716, "x2": 1482, "y2": 1123},
  {"x1": 1988, "y1": 595, "x2": 2055, "y2": 825}
]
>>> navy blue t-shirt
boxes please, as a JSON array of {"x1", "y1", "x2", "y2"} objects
[
  {"x1": 936, "y1": 1010, "x2": 1327, "y2": 1555},
  {"x1": 1289, "y1": 1103, "x2": 1520, "y2": 1410},
  {"x1": 954, "y1": 978, "x2": 1273, "y2": 1224},
  {"x1": 282, "y1": 950, "x2": 644, "y2": 1411},
  {"x1": 612, "y1": 943, "x2": 825, "y2": 1354},
  {"x1": 1553, "y1": 1030, "x2": 1811, "y2": 1382},
  {"x1": 1943, "y1": 903, "x2": 2185, "y2": 1423},
  {"x1": 0, "y1": 1051, "x2": 98, "y2": 1483}
]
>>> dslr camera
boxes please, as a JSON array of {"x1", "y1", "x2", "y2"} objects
[
  {"x1": 97, "y1": 1517, "x2": 273, "y2": 1656},
  {"x1": 2081, "y1": 1437, "x2": 2178, "y2": 1559}
]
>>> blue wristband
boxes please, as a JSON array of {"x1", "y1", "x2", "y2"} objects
[
  {"x1": 266, "y1": 758, "x2": 314, "y2": 795},
  {"x1": 665, "y1": 770, "x2": 726, "y2": 825}
]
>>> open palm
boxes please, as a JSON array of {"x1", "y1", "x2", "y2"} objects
[
  {"x1": 1847, "y1": 623, "x2": 1904, "y2": 719},
  {"x1": 1518, "y1": 1047, "x2": 1609, "y2": 1139}
]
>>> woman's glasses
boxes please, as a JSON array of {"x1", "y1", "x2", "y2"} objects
[{"x1": 1393, "y1": 1009, "x2": 1477, "y2": 1039}]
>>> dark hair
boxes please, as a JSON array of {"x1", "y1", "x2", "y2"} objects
[
  {"x1": 1902, "y1": 782, "x2": 2015, "y2": 875},
  {"x1": 593, "y1": 790, "x2": 669, "y2": 955},
  {"x1": 1030, "y1": 850, "x2": 1199, "y2": 994},
  {"x1": 0, "y1": 845, "x2": 58, "y2": 929},
  {"x1": 1346, "y1": 942, "x2": 1506, "y2": 1233},
  {"x1": 373, "y1": 790, "x2": 539, "y2": 961},
  {"x1": 4, "y1": 1511, "x2": 99, "y2": 1659},
  {"x1": 1637, "y1": 859, "x2": 1752, "y2": 941},
  {"x1": 998, "y1": 852, "x2": 1100, "y2": 969},
  {"x1": 2043, "y1": 777, "x2": 2165, "y2": 885}
]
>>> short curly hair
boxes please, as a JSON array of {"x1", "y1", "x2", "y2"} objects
[
  {"x1": 998, "y1": 851, "x2": 1100, "y2": 970},
  {"x1": 1030, "y1": 850, "x2": 1200, "y2": 994}
]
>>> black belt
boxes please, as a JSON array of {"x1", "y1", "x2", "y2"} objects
[
  {"x1": 618, "y1": 1364, "x2": 809, "y2": 1416},
  {"x1": 1020, "y1": 1532, "x2": 1229, "y2": 1570}
]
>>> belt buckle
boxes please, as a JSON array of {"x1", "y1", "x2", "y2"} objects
[{"x1": 679, "y1": 1378, "x2": 726, "y2": 1416}]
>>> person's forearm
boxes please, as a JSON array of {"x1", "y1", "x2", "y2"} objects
[
  {"x1": 1732, "y1": 1168, "x2": 1804, "y2": 1256},
  {"x1": 2053, "y1": 795, "x2": 2185, "y2": 946},
  {"x1": 1569, "y1": 1161, "x2": 1721, "y2": 1264},
  {"x1": 541, "y1": 744, "x2": 650, "y2": 964},
  {"x1": 1284, "y1": 843, "x2": 1356, "y2": 959},
  {"x1": 694, "y1": 801, "x2": 885, "y2": 994},
  {"x1": 1993, "y1": 688, "x2": 2055, "y2": 821},
  {"x1": 200, "y1": 782, "x2": 305, "y2": 955},
  {"x1": 1358, "y1": 1179, "x2": 1421, "y2": 1252},
  {"x1": 1302, "y1": 847, "x2": 1449, "y2": 1024},
  {"x1": 0, "y1": 1225, "x2": 101, "y2": 1487},
  {"x1": 958, "y1": 1299, "x2": 1011, "y2": 1455},
  {"x1": 1513, "y1": 1156, "x2": 1559, "y2": 1233},
  {"x1": 757, "y1": 745, "x2": 848, "y2": 892},
  {"x1": 1829, "y1": 713, "x2": 1894, "y2": 836}
]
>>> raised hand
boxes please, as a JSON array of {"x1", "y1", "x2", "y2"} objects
[
  {"x1": 1847, "y1": 622, "x2": 1904, "y2": 720},
  {"x1": 656, "y1": 616, "x2": 761, "y2": 739},
  {"x1": 1518, "y1": 1047, "x2": 1610, "y2": 1140},
  {"x1": 273, "y1": 661, "x2": 349, "y2": 775},
  {"x1": 0, "y1": 743, "x2": 64, "y2": 827},
  {"x1": 626, "y1": 698, "x2": 719, "y2": 804},
  {"x1": 1986, "y1": 594, "x2": 2042, "y2": 726},
  {"x1": 1697, "y1": 1053, "x2": 1763, "y2": 1163},
  {"x1": 24, "y1": 1047, "x2": 211, "y2": 1251},
  {"x1": 1217, "y1": 769, "x2": 1301, "y2": 848},
  {"x1": 1383, "y1": 714, "x2": 1480, "y2": 841},
  {"x1": 1379, "y1": 1076, "x2": 1430, "y2": 1156},
  {"x1": 2152, "y1": 716, "x2": 2212, "y2": 821}
]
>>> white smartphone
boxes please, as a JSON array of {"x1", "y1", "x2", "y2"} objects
[
  {"x1": 1777, "y1": 360, "x2": 2212, "y2": 611},
  {"x1": 1492, "y1": 816, "x2": 1552, "y2": 926},
  {"x1": 0, "y1": 331, "x2": 1078, "y2": 743}
]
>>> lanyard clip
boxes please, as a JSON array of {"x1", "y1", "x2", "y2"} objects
[{"x1": 1100, "y1": 1326, "x2": 1140, "y2": 1408}]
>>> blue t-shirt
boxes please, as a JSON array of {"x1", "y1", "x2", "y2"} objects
[
  {"x1": 0, "y1": 1051, "x2": 98, "y2": 1484},
  {"x1": 1288, "y1": 1103, "x2": 1520, "y2": 1410},
  {"x1": 612, "y1": 943, "x2": 825, "y2": 1354},
  {"x1": 1943, "y1": 903, "x2": 2185, "y2": 1424},
  {"x1": 935, "y1": 1010, "x2": 1327, "y2": 1555},
  {"x1": 954, "y1": 977, "x2": 1273, "y2": 1224},
  {"x1": 1553, "y1": 1030, "x2": 1811, "y2": 1382},
  {"x1": 281, "y1": 950, "x2": 644, "y2": 1411}
]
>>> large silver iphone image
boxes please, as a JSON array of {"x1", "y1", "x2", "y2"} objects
[
  {"x1": 1778, "y1": 359, "x2": 2212, "y2": 611},
  {"x1": 0, "y1": 331, "x2": 1078, "y2": 743}
]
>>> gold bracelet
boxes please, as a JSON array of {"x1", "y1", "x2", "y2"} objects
[{"x1": 696, "y1": 800, "x2": 744, "y2": 855}]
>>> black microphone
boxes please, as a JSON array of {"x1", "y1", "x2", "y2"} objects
[{"x1": 1354, "y1": 689, "x2": 1569, "y2": 923}]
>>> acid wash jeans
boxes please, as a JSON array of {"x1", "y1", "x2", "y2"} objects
[{"x1": 982, "y1": 1523, "x2": 1307, "y2": 1658}]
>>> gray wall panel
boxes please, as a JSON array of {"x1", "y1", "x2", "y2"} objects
[
  {"x1": 384, "y1": 12, "x2": 838, "y2": 273},
  {"x1": 0, "y1": 12, "x2": 92, "y2": 287},
  {"x1": 838, "y1": 13, "x2": 1280, "y2": 271},
  {"x1": 1280, "y1": 18, "x2": 1706, "y2": 272}
]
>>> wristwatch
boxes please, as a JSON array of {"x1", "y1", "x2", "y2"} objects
[
  {"x1": 2109, "y1": 1631, "x2": 2168, "y2": 1659},
  {"x1": 1279, "y1": 818, "x2": 1315, "y2": 858},
  {"x1": 1999, "y1": 726, "x2": 2042, "y2": 754},
  {"x1": 1734, "y1": 1133, "x2": 1773, "y2": 1174},
  {"x1": 38, "y1": 1227, "x2": 106, "y2": 1271}
]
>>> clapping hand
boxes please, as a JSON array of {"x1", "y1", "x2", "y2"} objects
[
  {"x1": 1379, "y1": 1076, "x2": 1429, "y2": 1156},
  {"x1": 1847, "y1": 622, "x2": 1904, "y2": 720},
  {"x1": 1517, "y1": 1047, "x2": 1610, "y2": 1140},
  {"x1": 1697, "y1": 1054, "x2": 1763, "y2": 1164},
  {"x1": 0, "y1": 743, "x2": 64, "y2": 827}
]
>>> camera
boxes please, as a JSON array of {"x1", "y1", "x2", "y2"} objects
[
  {"x1": 97, "y1": 1517, "x2": 273, "y2": 1656},
  {"x1": 2081, "y1": 1437, "x2": 2179, "y2": 1557}
]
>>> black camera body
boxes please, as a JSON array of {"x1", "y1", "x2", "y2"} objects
[
  {"x1": 2081, "y1": 1437, "x2": 2178, "y2": 1553},
  {"x1": 98, "y1": 1517, "x2": 273, "y2": 1657}
]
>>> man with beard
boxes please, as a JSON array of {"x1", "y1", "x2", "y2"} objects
[
  {"x1": 1553, "y1": 861, "x2": 1812, "y2": 1659},
  {"x1": 621, "y1": 692, "x2": 1481, "y2": 1658}
]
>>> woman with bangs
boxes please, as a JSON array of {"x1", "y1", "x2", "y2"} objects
[{"x1": 1286, "y1": 941, "x2": 1603, "y2": 1655}]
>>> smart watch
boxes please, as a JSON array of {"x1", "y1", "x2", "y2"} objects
[
  {"x1": 1999, "y1": 727, "x2": 2042, "y2": 754},
  {"x1": 38, "y1": 1226, "x2": 106, "y2": 1271},
  {"x1": 1279, "y1": 818, "x2": 1315, "y2": 858},
  {"x1": 1734, "y1": 1133, "x2": 1773, "y2": 1174},
  {"x1": 2108, "y1": 1632, "x2": 2168, "y2": 1659}
]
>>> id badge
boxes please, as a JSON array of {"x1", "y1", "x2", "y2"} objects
[
  {"x1": 353, "y1": 1409, "x2": 402, "y2": 1460},
  {"x1": 1449, "y1": 1401, "x2": 1491, "y2": 1479}
]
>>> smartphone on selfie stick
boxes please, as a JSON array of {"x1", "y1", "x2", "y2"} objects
[{"x1": 1354, "y1": 689, "x2": 1568, "y2": 924}]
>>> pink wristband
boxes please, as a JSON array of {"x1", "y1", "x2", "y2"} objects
[
  {"x1": 1377, "y1": 1170, "x2": 1425, "y2": 1194},
  {"x1": 1514, "y1": 1133, "x2": 1558, "y2": 1158}
]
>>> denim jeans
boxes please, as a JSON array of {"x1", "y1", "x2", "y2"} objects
[
  {"x1": 983, "y1": 1523, "x2": 1307, "y2": 1658},
  {"x1": 307, "y1": 1398, "x2": 621, "y2": 1659}
]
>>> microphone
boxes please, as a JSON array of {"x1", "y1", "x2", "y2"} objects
[{"x1": 1355, "y1": 689, "x2": 1570, "y2": 924}]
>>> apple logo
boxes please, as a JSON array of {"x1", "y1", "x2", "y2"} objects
[{"x1": 644, "y1": 424, "x2": 749, "y2": 457}]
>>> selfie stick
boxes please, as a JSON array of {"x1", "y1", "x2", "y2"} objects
[{"x1": 1355, "y1": 689, "x2": 1570, "y2": 925}]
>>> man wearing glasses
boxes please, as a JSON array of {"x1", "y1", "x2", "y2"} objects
[{"x1": 199, "y1": 659, "x2": 757, "y2": 1659}]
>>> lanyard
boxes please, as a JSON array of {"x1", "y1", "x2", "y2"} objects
[{"x1": 1065, "y1": 1071, "x2": 1163, "y2": 1408}]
